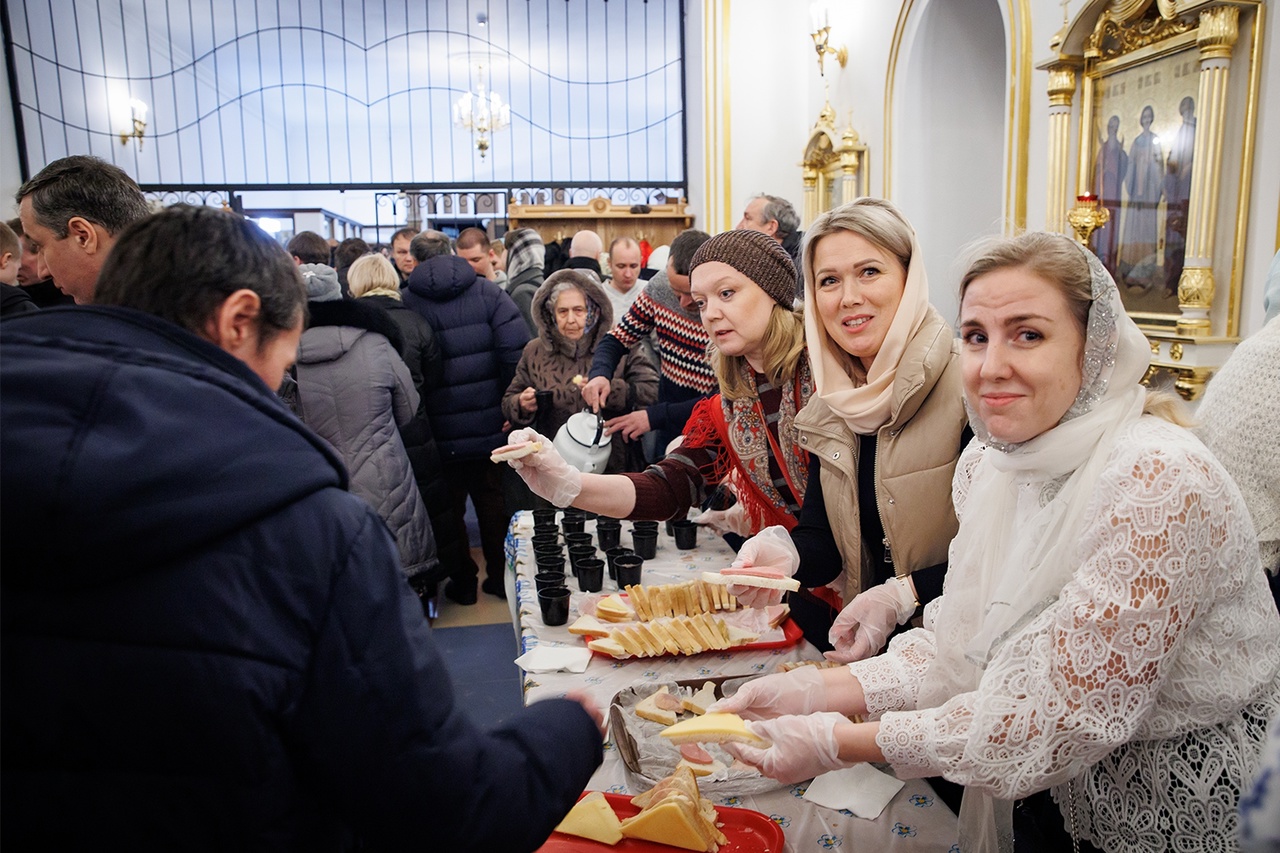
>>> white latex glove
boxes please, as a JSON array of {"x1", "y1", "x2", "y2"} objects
[
  {"x1": 707, "y1": 666, "x2": 828, "y2": 721},
  {"x1": 724, "y1": 525, "x2": 799, "y2": 609},
  {"x1": 824, "y1": 577, "x2": 917, "y2": 663},
  {"x1": 504, "y1": 428, "x2": 583, "y2": 508},
  {"x1": 722, "y1": 712, "x2": 848, "y2": 784},
  {"x1": 691, "y1": 503, "x2": 753, "y2": 538}
]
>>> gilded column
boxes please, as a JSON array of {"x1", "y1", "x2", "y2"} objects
[
  {"x1": 1177, "y1": 5, "x2": 1239, "y2": 336},
  {"x1": 1045, "y1": 64, "x2": 1076, "y2": 235},
  {"x1": 802, "y1": 167, "x2": 818, "y2": 228}
]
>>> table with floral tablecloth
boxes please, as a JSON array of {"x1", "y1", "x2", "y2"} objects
[{"x1": 506, "y1": 511, "x2": 958, "y2": 852}]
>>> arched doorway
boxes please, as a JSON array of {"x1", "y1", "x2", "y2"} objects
[{"x1": 894, "y1": 0, "x2": 1007, "y2": 324}]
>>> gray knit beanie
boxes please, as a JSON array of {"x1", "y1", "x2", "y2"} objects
[
  {"x1": 689, "y1": 229, "x2": 797, "y2": 307},
  {"x1": 299, "y1": 263, "x2": 341, "y2": 302}
]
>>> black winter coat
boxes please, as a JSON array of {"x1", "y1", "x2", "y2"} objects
[
  {"x1": 0, "y1": 306, "x2": 603, "y2": 850},
  {"x1": 402, "y1": 255, "x2": 530, "y2": 461}
]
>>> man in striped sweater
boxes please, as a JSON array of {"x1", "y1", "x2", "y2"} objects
[{"x1": 581, "y1": 229, "x2": 714, "y2": 457}]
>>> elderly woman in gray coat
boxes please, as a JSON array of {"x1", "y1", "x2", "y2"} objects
[
  {"x1": 502, "y1": 269, "x2": 658, "y2": 475},
  {"x1": 296, "y1": 282, "x2": 437, "y2": 585}
]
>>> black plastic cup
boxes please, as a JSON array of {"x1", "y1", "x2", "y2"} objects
[
  {"x1": 538, "y1": 586, "x2": 571, "y2": 626},
  {"x1": 532, "y1": 531, "x2": 561, "y2": 547},
  {"x1": 614, "y1": 554, "x2": 644, "y2": 588},
  {"x1": 632, "y1": 520, "x2": 659, "y2": 531},
  {"x1": 533, "y1": 524, "x2": 559, "y2": 540},
  {"x1": 672, "y1": 520, "x2": 699, "y2": 550},
  {"x1": 577, "y1": 558, "x2": 605, "y2": 593},
  {"x1": 665, "y1": 520, "x2": 676, "y2": 537},
  {"x1": 564, "y1": 531, "x2": 593, "y2": 550},
  {"x1": 532, "y1": 508, "x2": 558, "y2": 528},
  {"x1": 533, "y1": 542, "x2": 563, "y2": 561},
  {"x1": 596, "y1": 523, "x2": 621, "y2": 552},
  {"x1": 535, "y1": 571, "x2": 567, "y2": 594},
  {"x1": 568, "y1": 544, "x2": 596, "y2": 570},
  {"x1": 605, "y1": 547, "x2": 633, "y2": 580},
  {"x1": 535, "y1": 556, "x2": 566, "y2": 575},
  {"x1": 631, "y1": 529, "x2": 658, "y2": 560},
  {"x1": 561, "y1": 516, "x2": 585, "y2": 534}
]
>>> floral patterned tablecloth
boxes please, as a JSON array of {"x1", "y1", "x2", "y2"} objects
[{"x1": 507, "y1": 512, "x2": 958, "y2": 852}]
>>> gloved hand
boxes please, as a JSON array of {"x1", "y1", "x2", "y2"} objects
[
  {"x1": 504, "y1": 428, "x2": 583, "y2": 508},
  {"x1": 691, "y1": 503, "x2": 753, "y2": 538},
  {"x1": 707, "y1": 666, "x2": 828, "y2": 721},
  {"x1": 722, "y1": 712, "x2": 849, "y2": 784},
  {"x1": 724, "y1": 525, "x2": 799, "y2": 609},
  {"x1": 824, "y1": 577, "x2": 917, "y2": 663}
]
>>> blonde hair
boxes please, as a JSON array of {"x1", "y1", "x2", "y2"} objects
[
  {"x1": 713, "y1": 305, "x2": 806, "y2": 400},
  {"x1": 347, "y1": 253, "x2": 402, "y2": 300},
  {"x1": 960, "y1": 231, "x2": 1190, "y2": 425}
]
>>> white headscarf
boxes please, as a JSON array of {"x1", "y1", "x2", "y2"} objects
[
  {"x1": 919, "y1": 240, "x2": 1152, "y2": 852},
  {"x1": 802, "y1": 211, "x2": 931, "y2": 435}
]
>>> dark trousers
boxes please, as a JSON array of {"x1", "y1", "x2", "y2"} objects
[{"x1": 442, "y1": 458, "x2": 507, "y2": 584}]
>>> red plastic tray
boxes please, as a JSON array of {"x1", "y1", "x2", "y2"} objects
[
  {"x1": 586, "y1": 617, "x2": 802, "y2": 660},
  {"x1": 537, "y1": 792, "x2": 785, "y2": 852}
]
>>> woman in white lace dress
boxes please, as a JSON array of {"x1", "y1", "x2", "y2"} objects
[{"x1": 713, "y1": 233, "x2": 1280, "y2": 852}]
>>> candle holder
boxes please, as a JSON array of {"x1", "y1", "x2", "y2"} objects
[{"x1": 1067, "y1": 193, "x2": 1110, "y2": 247}]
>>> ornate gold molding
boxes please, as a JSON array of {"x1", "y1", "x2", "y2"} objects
[
  {"x1": 1087, "y1": 11, "x2": 1196, "y2": 59},
  {"x1": 1047, "y1": 66, "x2": 1077, "y2": 106},
  {"x1": 1197, "y1": 4, "x2": 1240, "y2": 58}
]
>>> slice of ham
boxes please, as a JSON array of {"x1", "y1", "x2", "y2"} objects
[
  {"x1": 721, "y1": 566, "x2": 786, "y2": 579},
  {"x1": 679, "y1": 743, "x2": 714, "y2": 764},
  {"x1": 653, "y1": 691, "x2": 684, "y2": 712}
]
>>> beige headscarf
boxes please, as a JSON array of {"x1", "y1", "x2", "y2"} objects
[{"x1": 801, "y1": 202, "x2": 931, "y2": 434}]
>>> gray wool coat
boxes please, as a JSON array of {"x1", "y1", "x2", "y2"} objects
[{"x1": 296, "y1": 300, "x2": 436, "y2": 580}]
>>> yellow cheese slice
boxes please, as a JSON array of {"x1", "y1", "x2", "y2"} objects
[
  {"x1": 567, "y1": 614, "x2": 612, "y2": 638},
  {"x1": 596, "y1": 594, "x2": 633, "y2": 622},
  {"x1": 554, "y1": 791, "x2": 623, "y2": 845},
  {"x1": 660, "y1": 712, "x2": 769, "y2": 746},
  {"x1": 618, "y1": 795, "x2": 712, "y2": 852}
]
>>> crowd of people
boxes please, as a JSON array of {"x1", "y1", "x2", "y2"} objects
[{"x1": 2, "y1": 154, "x2": 1278, "y2": 852}]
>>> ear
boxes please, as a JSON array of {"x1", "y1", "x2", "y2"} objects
[
  {"x1": 65, "y1": 217, "x2": 104, "y2": 256},
  {"x1": 202, "y1": 289, "x2": 264, "y2": 360},
  {"x1": 764, "y1": 219, "x2": 780, "y2": 239}
]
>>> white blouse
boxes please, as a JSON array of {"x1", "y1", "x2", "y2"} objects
[{"x1": 849, "y1": 417, "x2": 1280, "y2": 852}]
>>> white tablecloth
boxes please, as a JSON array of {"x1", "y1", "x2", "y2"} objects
[{"x1": 507, "y1": 511, "x2": 958, "y2": 853}]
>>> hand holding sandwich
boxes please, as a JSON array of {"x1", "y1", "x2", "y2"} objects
[
  {"x1": 724, "y1": 525, "x2": 799, "y2": 608},
  {"x1": 721, "y1": 712, "x2": 849, "y2": 784},
  {"x1": 502, "y1": 429, "x2": 583, "y2": 508}
]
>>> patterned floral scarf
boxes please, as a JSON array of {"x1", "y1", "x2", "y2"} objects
[{"x1": 684, "y1": 352, "x2": 815, "y2": 532}]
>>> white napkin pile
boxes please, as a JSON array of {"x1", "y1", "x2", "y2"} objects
[
  {"x1": 514, "y1": 645, "x2": 593, "y2": 674},
  {"x1": 803, "y1": 763, "x2": 905, "y2": 820}
]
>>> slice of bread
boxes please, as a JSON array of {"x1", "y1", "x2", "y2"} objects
[
  {"x1": 701, "y1": 570, "x2": 800, "y2": 592},
  {"x1": 634, "y1": 687, "x2": 678, "y2": 726},
  {"x1": 595, "y1": 594, "x2": 633, "y2": 623},
  {"x1": 681, "y1": 681, "x2": 718, "y2": 715},
  {"x1": 567, "y1": 614, "x2": 612, "y2": 638},
  {"x1": 586, "y1": 637, "x2": 628, "y2": 658}
]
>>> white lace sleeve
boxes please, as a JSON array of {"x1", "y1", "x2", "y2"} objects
[
  {"x1": 847, "y1": 627, "x2": 938, "y2": 717},
  {"x1": 876, "y1": 427, "x2": 1276, "y2": 799}
]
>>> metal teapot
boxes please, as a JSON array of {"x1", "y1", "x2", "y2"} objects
[{"x1": 552, "y1": 409, "x2": 612, "y2": 474}]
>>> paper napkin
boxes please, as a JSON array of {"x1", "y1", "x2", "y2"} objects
[
  {"x1": 514, "y1": 646, "x2": 593, "y2": 674},
  {"x1": 803, "y1": 763, "x2": 905, "y2": 819}
]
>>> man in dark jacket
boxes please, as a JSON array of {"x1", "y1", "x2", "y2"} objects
[
  {"x1": 0, "y1": 205, "x2": 603, "y2": 850},
  {"x1": 403, "y1": 237, "x2": 530, "y2": 602}
]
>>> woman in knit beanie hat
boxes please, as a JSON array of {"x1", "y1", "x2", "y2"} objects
[{"x1": 500, "y1": 223, "x2": 818, "y2": 567}]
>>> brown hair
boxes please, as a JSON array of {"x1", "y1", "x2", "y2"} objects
[
  {"x1": 286, "y1": 231, "x2": 330, "y2": 265},
  {"x1": 959, "y1": 231, "x2": 1190, "y2": 425},
  {"x1": 455, "y1": 227, "x2": 490, "y2": 251},
  {"x1": 0, "y1": 221, "x2": 19, "y2": 260}
]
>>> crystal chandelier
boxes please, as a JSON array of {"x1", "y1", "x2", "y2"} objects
[{"x1": 453, "y1": 63, "x2": 510, "y2": 159}]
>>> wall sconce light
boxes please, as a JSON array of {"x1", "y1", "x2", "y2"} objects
[
  {"x1": 119, "y1": 98, "x2": 148, "y2": 149},
  {"x1": 809, "y1": 3, "x2": 847, "y2": 78}
]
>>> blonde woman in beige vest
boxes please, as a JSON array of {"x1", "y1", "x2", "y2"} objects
[{"x1": 732, "y1": 198, "x2": 970, "y2": 655}]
